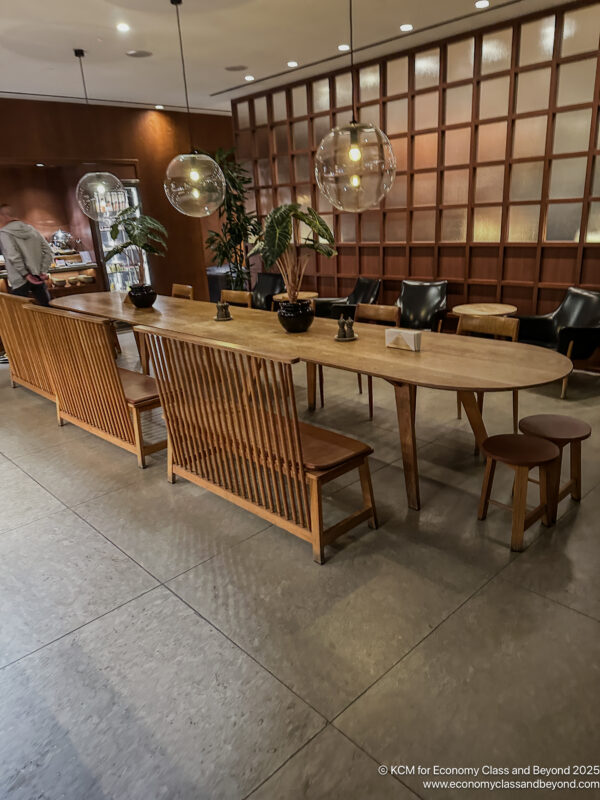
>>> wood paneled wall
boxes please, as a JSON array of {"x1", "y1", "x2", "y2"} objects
[
  {"x1": 0, "y1": 99, "x2": 233, "y2": 298},
  {"x1": 232, "y1": 0, "x2": 600, "y2": 314}
]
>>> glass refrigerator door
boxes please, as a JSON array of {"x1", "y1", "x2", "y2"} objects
[{"x1": 99, "y1": 183, "x2": 149, "y2": 291}]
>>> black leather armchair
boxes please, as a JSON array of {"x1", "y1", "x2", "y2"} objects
[
  {"x1": 252, "y1": 272, "x2": 285, "y2": 310},
  {"x1": 518, "y1": 287, "x2": 600, "y2": 397},
  {"x1": 396, "y1": 279, "x2": 448, "y2": 331},
  {"x1": 314, "y1": 277, "x2": 381, "y2": 319}
]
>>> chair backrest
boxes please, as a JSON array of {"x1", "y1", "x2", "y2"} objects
[
  {"x1": 355, "y1": 303, "x2": 400, "y2": 326},
  {"x1": 0, "y1": 293, "x2": 53, "y2": 398},
  {"x1": 252, "y1": 272, "x2": 285, "y2": 310},
  {"x1": 172, "y1": 283, "x2": 194, "y2": 300},
  {"x1": 348, "y1": 277, "x2": 381, "y2": 306},
  {"x1": 398, "y1": 280, "x2": 447, "y2": 329},
  {"x1": 457, "y1": 314, "x2": 519, "y2": 341},
  {"x1": 28, "y1": 306, "x2": 135, "y2": 445},
  {"x1": 140, "y1": 328, "x2": 310, "y2": 530},
  {"x1": 221, "y1": 289, "x2": 252, "y2": 308},
  {"x1": 554, "y1": 287, "x2": 600, "y2": 331}
]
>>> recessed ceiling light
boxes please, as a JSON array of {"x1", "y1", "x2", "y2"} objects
[
  {"x1": 400, "y1": 23, "x2": 413, "y2": 32},
  {"x1": 475, "y1": 0, "x2": 490, "y2": 8},
  {"x1": 35, "y1": 163, "x2": 45, "y2": 167},
  {"x1": 244, "y1": 74, "x2": 255, "y2": 81},
  {"x1": 116, "y1": 22, "x2": 130, "y2": 32},
  {"x1": 155, "y1": 104, "x2": 164, "y2": 110},
  {"x1": 338, "y1": 43, "x2": 350, "y2": 52},
  {"x1": 126, "y1": 50, "x2": 152, "y2": 58},
  {"x1": 287, "y1": 60, "x2": 298, "y2": 68}
]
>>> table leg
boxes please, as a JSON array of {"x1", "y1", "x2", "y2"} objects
[
  {"x1": 306, "y1": 362, "x2": 317, "y2": 411},
  {"x1": 457, "y1": 390, "x2": 488, "y2": 449},
  {"x1": 393, "y1": 382, "x2": 420, "y2": 511},
  {"x1": 134, "y1": 330, "x2": 150, "y2": 375}
]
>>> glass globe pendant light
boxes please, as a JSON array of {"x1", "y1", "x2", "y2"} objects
[
  {"x1": 76, "y1": 171, "x2": 126, "y2": 221},
  {"x1": 315, "y1": 0, "x2": 395, "y2": 212},
  {"x1": 72, "y1": 50, "x2": 126, "y2": 221},
  {"x1": 163, "y1": 0, "x2": 225, "y2": 217}
]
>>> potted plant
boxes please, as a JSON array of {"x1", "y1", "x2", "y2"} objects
[
  {"x1": 105, "y1": 206, "x2": 168, "y2": 307},
  {"x1": 251, "y1": 203, "x2": 336, "y2": 333},
  {"x1": 204, "y1": 148, "x2": 261, "y2": 291}
]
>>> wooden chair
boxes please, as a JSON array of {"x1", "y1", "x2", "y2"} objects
[
  {"x1": 172, "y1": 283, "x2": 194, "y2": 301},
  {"x1": 456, "y1": 314, "x2": 520, "y2": 436},
  {"x1": 27, "y1": 306, "x2": 166, "y2": 468},
  {"x1": 478, "y1": 433, "x2": 560, "y2": 551},
  {"x1": 519, "y1": 414, "x2": 591, "y2": 523},
  {"x1": 317, "y1": 303, "x2": 400, "y2": 417},
  {"x1": 0, "y1": 293, "x2": 54, "y2": 399},
  {"x1": 138, "y1": 326, "x2": 378, "y2": 563},
  {"x1": 220, "y1": 288, "x2": 252, "y2": 308}
]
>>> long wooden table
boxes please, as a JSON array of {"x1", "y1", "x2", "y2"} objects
[{"x1": 51, "y1": 292, "x2": 572, "y2": 511}]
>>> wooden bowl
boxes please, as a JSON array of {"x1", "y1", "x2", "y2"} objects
[
  {"x1": 68, "y1": 277, "x2": 79, "y2": 286},
  {"x1": 78, "y1": 275, "x2": 94, "y2": 284},
  {"x1": 52, "y1": 278, "x2": 66, "y2": 287}
]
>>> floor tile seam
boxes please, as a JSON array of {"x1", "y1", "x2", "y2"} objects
[
  {"x1": 163, "y1": 582, "x2": 329, "y2": 723},
  {"x1": 329, "y1": 559, "x2": 515, "y2": 724},
  {"x1": 496, "y1": 573, "x2": 600, "y2": 626},
  {"x1": 329, "y1": 726, "x2": 426, "y2": 800},
  {"x1": 0, "y1": 584, "x2": 159, "y2": 672},
  {"x1": 160, "y1": 524, "x2": 274, "y2": 584},
  {"x1": 68, "y1": 506, "x2": 165, "y2": 584},
  {"x1": 241, "y1": 724, "x2": 329, "y2": 799},
  {"x1": 0, "y1": 428, "x2": 91, "y2": 460}
]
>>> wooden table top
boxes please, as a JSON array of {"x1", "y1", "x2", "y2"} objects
[
  {"x1": 272, "y1": 291, "x2": 319, "y2": 302},
  {"x1": 453, "y1": 303, "x2": 518, "y2": 316},
  {"x1": 51, "y1": 292, "x2": 571, "y2": 393}
]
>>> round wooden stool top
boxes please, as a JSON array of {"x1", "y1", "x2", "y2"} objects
[
  {"x1": 272, "y1": 291, "x2": 318, "y2": 303},
  {"x1": 519, "y1": 414, "x2": 592, "y2": 446},
  {"x1": 453, "y1": 303, "x2": 517, "y2": 317},
  {"x1": 482, "y1": 434, "x2": 560, "y2": 467}
]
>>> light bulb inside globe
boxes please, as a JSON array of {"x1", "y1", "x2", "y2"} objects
[
  {"x1": 164, "y1": 152, "x2": 226, "y2": 218},
  {"x1": 96, "y1": 185, "x2": 106, "y2": 194},
  {"x1": 315, "y1": 122, "x2": 396, "y2": 213}
]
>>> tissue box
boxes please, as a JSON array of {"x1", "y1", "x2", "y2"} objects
[{"x1": 385, "y1": 328, "x2": 422, "y2": 352}]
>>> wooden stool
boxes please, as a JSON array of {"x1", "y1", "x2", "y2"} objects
[
  {"x1": 478, "y1": 434, "x2": 560, "y2": 552},
  {"x1": 519, "y1": 414, "x2": 591, "y2": 523}
]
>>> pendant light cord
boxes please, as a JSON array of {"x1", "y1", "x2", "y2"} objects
[
  {"x1": 74, "y1": 49, "x2": 89, "y2": 104},
  {"x1": 171, "y1": 0, "x2": 195, "y2": 153},
  {"x1": 349, "y1": 0, "x2": 357, "y2": 124}
]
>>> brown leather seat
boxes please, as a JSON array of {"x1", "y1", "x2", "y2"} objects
[
  {"x1": 118, "y1": 368, "x2": 160, "y2": 405},
  {"x1": 519, "y1": 414, "x2": 591, "y2": 445},
  {"x1": 481, "y1": 434, "x2": 559, "y2": 467},
  {"x1": 299, "y1": 421, "x2": 373, "y2": 471}
]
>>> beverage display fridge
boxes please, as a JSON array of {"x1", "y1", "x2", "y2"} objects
[{"x1": 91, "y1": 179, "x2": 149, "y2": 292}]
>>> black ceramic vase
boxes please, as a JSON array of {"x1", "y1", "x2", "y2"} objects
[
  {"x1": 277, "y1": 300, "x2": 314, "y2": 333},
  {"x1": 128, "y1": 284, "x2": 157, "y2": 309}
]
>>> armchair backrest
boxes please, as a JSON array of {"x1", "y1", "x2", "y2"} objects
[
  {"x1": 348, "y1": 278, "x2": 381, "y2": 306},
  {"x1": 0, "y1": 293, "x2": 53, "y2": 399},
  {"x1": 554, "y1": 287, "x2": 600, "y2": 332},
  {"x1": 141, "y1": 328, "x2": 310, "y2": 530},
  {"x1": 397, "y1": 280, "x2": 447, "y2": 330},
  {"x1": 252, "y1": 272, "x2": 285, "y2": 310},
  {"x1": 28, "y1": 306, "x2": 135, "y2": 446}
]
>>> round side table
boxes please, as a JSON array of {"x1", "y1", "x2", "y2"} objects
[{"x1": 453, "y1": 303, "x2": 517, "y2": 317}]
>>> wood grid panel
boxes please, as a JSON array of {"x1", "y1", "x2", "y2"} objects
[{"x1": 232, "y1": 0, "x2": 600, "y2": 313}]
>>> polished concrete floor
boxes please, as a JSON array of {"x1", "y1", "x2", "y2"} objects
[{"x1": 0, "y1": 332, "x2": 599, "y2": 799}]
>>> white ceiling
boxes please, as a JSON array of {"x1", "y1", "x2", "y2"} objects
[{"x1": 0, "y1": 0, "x2": 566, "y2": 114}]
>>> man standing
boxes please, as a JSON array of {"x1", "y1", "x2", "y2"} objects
[{"x1": 0, "y1": 204, "x2": 53, "y2": 306}]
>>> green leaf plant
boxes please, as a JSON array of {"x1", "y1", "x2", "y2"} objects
[
  {"x1": 250, "y1": 203, "x2": 336, "y2": 303},
  {"x1": 104, "y1": 206, "x2": 168, "y2": 283},
  {"x1": 204, "y1": 148, "x2": 261, "y2": 291}
]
